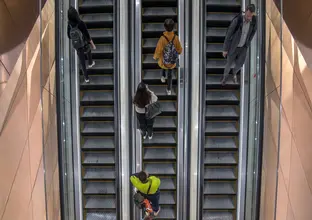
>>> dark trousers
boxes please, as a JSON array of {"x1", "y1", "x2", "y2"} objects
[
  {"x1": 77, "y1": 45, "x2": 93, "y2": 79},
  {"x1": 223, "y1": 46, "x2": 248, "y2": 79},
  {"x1": 137, "y1": 113, "x2": 154, "y2": 136},
  {"x1": 141, "y1": 190, "x2": 160, "y2": 212},
  {"x1": 162, "y1": 69, "x2": 173, "y2": 91}
]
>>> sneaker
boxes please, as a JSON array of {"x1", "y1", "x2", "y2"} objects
[
  {"x1": 233, "y1": 75, "x2": 238, "y2": 84},
  {"x1": 143, "y1": 132, "x2": 148, "y2": 140},
  {"x1": 88, "y1": 61, "x2": 95, "y2": 68},
  {"x1": 161, "y1": 76, "x2": 166, "y2": 83},
  {"x1": 84, "y1": 77, "x2": 90, "y2": 83},
  {"x1": 148, "y1": 134, "x2": 153, "y2": 140},
  {"x1": 153, "y1": 207, "x2": 161, "y2": 216},
  {"x1": 166, "y1": 90, "x2": 171, "y2": 95}
]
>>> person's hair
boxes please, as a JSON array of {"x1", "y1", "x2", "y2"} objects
[
  {"x1": 164, "y1": 19, "x2": 175, "y2": 32},
  {"x1": 133, "y1": 82, "x2": 151, "y2": 108},
  {"x1": 246, "y1": 4, "x2": 256, "y2": 13},
  {"x1": 68, "y1": 6, "x2": 81, "y2": 23},
  {"x1": 138, "y1": 171, "x2": 148, "y2": 183}
]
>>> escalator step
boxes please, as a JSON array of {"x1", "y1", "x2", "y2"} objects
[
  {"x1": 203, "y1": 196, "x2": 235, "y2": 210},
  {"x1": 159, "y1": 192, "x2": 176, "y2": 205},
  {"x1": 81, "y1": 106, "x2": 114, "y2": 120},
  {"x1": 83, "y1": 152, "x2": 115, "y2": 165},
  {"x1": 85, "y1": 195, "x2": 116, "y2": 209},
  {"x1": 158, "y1": 177, "x2": 176, "y2": 190},
  {"x1": 206, "y1": 59, "x2": 227, "y2": 69},
  {"x1": 206, "y1": 13, "x2": 236, "y2": 27},
  {"x1": 82, "y1": 121, "x2": 114, "y2": 135},
  {"x1": 143, "y1": 38, "x2": 158, "y2": 48},
  {"x1": 144, "y1": 148, "x2": 176, "y2": 160},
  {"x1": 204, "y1": 167, "x2": 236, "y2": 180},
  {"x1": 80, "y1": 0, "x2": 114, "y2": 8},
  {"x1": 206, "y1": 90, "x2": 239, "y2": 104},
  {"x1": 89, "y1": 29, "x2": 113, "y2": 41},
  {"x1": 206, "y1": 75, "x2": 240, "y2": 88},
  {"x1": 154, "y1": 117, "x2": 176, "y2": 130},
  {"x1": 82, "y1": 136, "x2": 115, "y2": 150},
  {"x1": 86, "y1": 211, "x2": 117, "y2": 220},
  {"x1": 87, "y1": 59, "x2": 114, "y2": 72},
  {"x1": 206, "y1": 0, "x2": 240, "y2": 6},
  {"x1": 143, "y1": 69, "x2": 177, "y2": 81},
  {"x1": 206, "y1": 43, "x2": 223, "y2": 53},
  {"x1": 205, "y1": 137, "x2": 237, "y2": 150},
  {"x1": 92, "y1": 44, "x2": 113, "y2": 55},
  {"x1": 148, "y1": 85, "x2": 177, "y2": 97},
  {"x1": 156, "y1": 206, "x2": 176, "y2": 219},
  {"x1": 202, "y1": 211, "x2": 234, "y2": 220},
  {"x1": 206, "y1": 105, "x2": 238, "y2": 120},
  {"x1": 206, "y1": 28, "x2": 227, "y2": 37},
  {"x1": 81, "y1": 91, "x2": 114, "y2": 105},
  {"x1": 205, "y1": 122, "x2": 238, "y2": 135},
  {"x1": 143, "y1": 132, "x2": 176, "y2": 146},
  {"x1": 204, "y1": 182, "x2": 235, "y2": 195},
  {"x1": 80, "y1": 75, "x2": 114, "y2": 90},
  {"x1": 84, "y1": 181, "x2": 116, "y2": 195},
  {"x1": 143, "y1": 23, "x2": 177, "y2": 33},
  {"x1": 144, "y1": 163, "x2": 175, "y2": 175},
  {"x1": 143, "y1": 54, "x2": 157, "y2": 64},
  {"x1": 84, "y1": 167, "x2": 116, "y2": 180},
  {"x1": 81, "y1": 13, "x2": 114, "y2": 23},
  {"x1": 143, "y1": 7, "x2": 177, "y2": 17},
  {"x1": 204, "y1": 152, "x2": 237, "y2": 165}
]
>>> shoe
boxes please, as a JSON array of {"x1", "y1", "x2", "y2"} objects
[
  {"x1": 88, "y1": 61, "x2": 95, "y2": 68},
  {"x1": 233, "y1": 75, "x2": 238, "y2": 84},
  {"x1": 143, "y1": 133, "x2": 148, "y2": 140},
  {"x1": 221, "y1": 77, "x2": 226, "y2": 86},
  {"x1": 148, "y1": 134, "x2": 153, "y2": 140},
  {"x1": 153, "y1": 207, "x2": 161, "y2": 216},
  {"x1": 166, "y1": 90, "x2": 171, "y2": 95},
  {"x1": 161, "y1": 76, "x2": 166, "y2": 83},
  {"x1": 84, "y1": 77, "x2": 90, "y2": 83}
]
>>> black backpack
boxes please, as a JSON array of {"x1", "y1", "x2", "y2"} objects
[
  {"x1": 226, "y1": 13, "x2": 243, "y2": 37},
  {"x1": 133, "y1": 181, "x2": 152, "y2": 209},
  {"x1": 69, "y1": 24, "x2": 85, "y2": 49}
]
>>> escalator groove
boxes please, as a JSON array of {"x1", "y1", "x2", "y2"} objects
[
  {"x1": 79, "y1": 0, "x2": 117, "y2": 219},
  {"x1": 203, "y1": 0, "x2": 241, "y2": 219},
  {"x1": 141, "y1": 0, "x2": 178, "y2": 219}
]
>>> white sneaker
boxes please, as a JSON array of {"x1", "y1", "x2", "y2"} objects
[
  {"x1": 148, "y1": 134, "x2": 153, "y2": 140},
  {"x1": 161, "y1": 76, "x2": 166, "y2": 83},
  {"x1": 143, "y1": 133, "x2": 148, "y2": 140},
  {"x1": 166, "y1": 90, "x2": 171, "y2": 95},
  {"x1": 88, "y1": 61, "x2": 95, "y2": 68},
  {"x1": 84, "y1": 78, "x2": 90, "y2": 83}
]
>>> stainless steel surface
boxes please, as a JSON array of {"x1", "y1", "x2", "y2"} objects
[
  {"x1": 190, "y1": 0, "x2": 202, "y2": 219},
  {"x1": 118, "y1": 0, "x2": 131, "y2": 218}
]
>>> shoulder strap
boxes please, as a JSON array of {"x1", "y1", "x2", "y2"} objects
[
  {"x1": 147, "y1": 180, "x2": 152, "y2": 194},
  {"x1": 162, "y1": 34, "x2": 175, "y2": 43}
]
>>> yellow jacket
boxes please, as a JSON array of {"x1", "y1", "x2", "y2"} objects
[
  {"x1": 130, "y1": 174, "x2": 161, "y2": 194},
  {"x1": 153, "y1": 31, "x2": 183, "y2": 69}
]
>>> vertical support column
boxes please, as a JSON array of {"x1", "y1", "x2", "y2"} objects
[
  {"x1": 118, "y1": 0, "x2": 131, "y2": 218},
  {"x1": 236, "y1": 1, "x2": 249, "y2": 219},
  {"x1": 189, "y1": 0, "x2": 203, "y2": 219}
]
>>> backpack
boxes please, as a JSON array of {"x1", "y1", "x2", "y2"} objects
[
  {"x1": 162, "y1": 34, "x2": 178, "y2": 65},
  {"x1": 69, "y1": 24, "x2": 85, "y2": 49},
  {"x1": 226, "y1": 13, "x2": 243, "y2": 37},
  {"x1": 133, "y1": 180, "x2": 153, "y2": 209}
]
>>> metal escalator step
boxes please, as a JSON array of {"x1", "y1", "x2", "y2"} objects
[
  {"x1": 206, "y1": 43, "x2": 223, "y2": 53},
  {"x1": 207, "y1": 28, "x2": 227, "y2": 37},
  {"x1": 159, "y1": 101, "x2": 176, "y2": 113},
  {"x1": 82, "y1": 137, "x2": 115, "y2": 150},
  {"x1": 154, "y1": 117, "x2": 176, "y2": 130},
  {"x1": 92, "y1": 44, "x2": 113, "y2": 54},
  {"x1": 88, "y1": 59, "x2": 114, "y2": 70},
  {"x1": 204, "y1": 152, "x2": 237, "y2": 165},
  {"x1": 84, "y1": 167, "x2": 115, "y2": 180},
  {"x1": 80, "y1": 75, "x2": 114, "y2": 89},
  {"x1": 143, "y1": 7, "x2": 177, "y2": 16},
  {"x1": 144, "y1": 163, "x2": 175, "y2": 175},
  {"x1": 206, "y1": 75, "x2": 239, "y2": 87},
  {"x1": 83, "y1": 152, "x2": 115, "y2": 165},
  {"x1": 143, "y1": 38, "x2": 158, "y2": 48},
  {"x1": 80, "y1": 0, "x2": 114, "y2": 7},
  {"x1": 205, "y1": 137, "x2": 237, "y2": 150},
  {"x1": 144, "y1": 148, "x2": 176, "y2": 160},
  {"x1": 81, "y1": 91, "x2": 114, "y2": 105},
  {"x1": 86, "y1": 211, "x2": 117, "y2": 220},
  {"x1": 85, "y1": 195, "x2": 116, "y2": 209},
  {"x1": 84, "y1": 181, "x2": 116, "y2": 194},
  {"x1": 143, "y1": 23, "x2": 177, "y2": 32},
  {"x1": 204, "y1": 168, "x2": 236, "y2": 180},
  {"x1": 81, "y1": 106, "x2": 114, "y2": 120},
  {"x1": 143, "y1": 132, "x2": 176, "y2": 145},
  {"x1": 205, "y1": 122, "x2": 238, "y2": 135},
  {"x1": 143, "y1": 69, "x2": 177, "y2": 81},
  {"x1": 204, "y1": 182, "x2": 235, "y2": 195},
  {"x1": 82, "y1": 121, "x2": 114, "y2": 135},
  {"x1": 206, "y1": 13, "x2": 237, "y2": 22},
  {"x1": 206, "y1": 90, "x2": 239, "y2": 104},
  {"x1": 206, "y1": 106, "x2": 238, "y2": 120},
  {"x1": 206, "y1": 59, "x2": 227, "y2": 69},
  {"x1": 89, "y1": 29, "x2": 113, "y2": 43},
  {"x1": 203, "y1": 196, "x2": 235, "y2": 210},
  {"x1": 160, "y1": 191, "x2": 176, "y2": 205},
  {"x1": 206, "y1": 0, "x2": 240, "y2": 6},
  {"x1": 81, "y1": 13, "x2": 114, "y2": 23},
  {"x1": 156, "y1": 206, "x2": 175, "y2": 219},
  {"x1": 148, "y1": 85, "x2": 177, "y2": 97},
  {"x1": 143, "y1": 54, "x2": 157, "y2": 64},
  {"x1": 202, "y1": 211, "x2": 234, "y2": 220},
  {"x1": 158, "y1": 177, "x2": 176, "y2": 190}
]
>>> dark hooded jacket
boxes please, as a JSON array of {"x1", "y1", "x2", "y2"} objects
[{"x1": 223, "y1": 13, "x2": 257, "y2": 55}]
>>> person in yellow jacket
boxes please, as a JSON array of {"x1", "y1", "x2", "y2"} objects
[
  {"x1": 153, "y1": 19, "x2": 183, "y2": 95},
  {"x1": 130, "y1": 171, "x2": 161, "y2": 216}
]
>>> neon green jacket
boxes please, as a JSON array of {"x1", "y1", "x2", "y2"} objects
[{"x1": 130, "y1": 173, "x2": 161, "y2": 194}]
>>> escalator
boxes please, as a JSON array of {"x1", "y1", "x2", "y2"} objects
[
  {"x1": 79, "y1": 0, "x2": 117, "y2": 219},
  {"x1": 203, "y1": 0, "x2": 241, "y2": 219},
  {"x1": 141, "y1": 0, "x2": 178, "y2": 219}
]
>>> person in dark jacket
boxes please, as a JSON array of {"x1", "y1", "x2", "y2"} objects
[
  {"x1": 221, "y1": 4, "x2": 257, "y2": 85},
  {"x1": 130, "y1": 171, "x2": 161, "y2": 216},
  {"x1": 67, "y1": 6, "x2": 96, "y2": 83}
]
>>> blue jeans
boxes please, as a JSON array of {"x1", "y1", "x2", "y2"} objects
[{"x1": 141, "y1": 190, "x2": 160, "y2": 212}]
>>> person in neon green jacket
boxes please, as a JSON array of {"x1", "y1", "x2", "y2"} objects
[{"x1": 130, "y1": 171, "x2": 161, "y2": 215}]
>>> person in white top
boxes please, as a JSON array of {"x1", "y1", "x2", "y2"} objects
[{"x1": 133, "y1": 82, "x2": 158, "y2": 139}]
